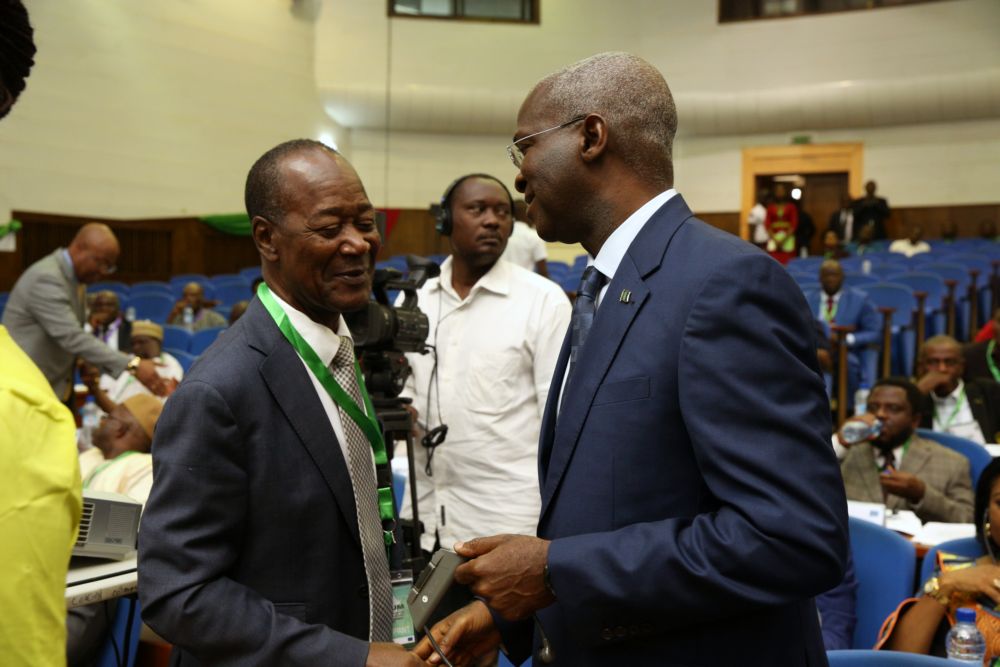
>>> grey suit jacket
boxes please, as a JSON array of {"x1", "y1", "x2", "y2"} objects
[
  {"x1": 841, "y1": 435, "x2": 974, "y2": 523},
  {"x1": 138, "y1": 298, "x2": 373, "y2": 666},
  {"x1": 2, "y1": 249, "x2": 128, "y2": 398}
]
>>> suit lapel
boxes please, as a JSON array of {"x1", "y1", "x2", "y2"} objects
[
  {"x1": 538, "y1": 329, "x2": 571, "y2": 484},
  {"x1": 849, "y1": 446, "x2": 885, "y2": 503},
  {"x1": 248, "y1": 302, "x2": 362, "y2": 549}
]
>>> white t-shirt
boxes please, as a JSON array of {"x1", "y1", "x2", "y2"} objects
[
  {"x1": 399, "y1": 257, "x2": 571, "y2": 550},
  {"x1": 888, "y1": 239, "x2": 931, "y2": 257},
  {"x1": 500, "y1": 221, "x2": 547, "y2": 271}
]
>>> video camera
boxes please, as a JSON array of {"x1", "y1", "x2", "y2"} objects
[{"x1": 344, "y1": 254, "x2": 439, "y2": 398}]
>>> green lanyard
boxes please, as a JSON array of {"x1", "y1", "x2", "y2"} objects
[
  {"x1": 257, "y1": 283, "x2": 395, "y2": 547},
  {"x1": 934, "y1": 385, "x2": 967, "y2": 431},
  {"x1": 83, "y1": 450, "x2": 139, "y2": 489},
  {"x1": 823, "y1": 297, "x2": 839, "y2": 323},
  {"x1": 987, "y1": 340, "x2": 1000, "y2": 383}
]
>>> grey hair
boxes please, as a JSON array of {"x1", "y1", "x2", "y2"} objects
[{"x1": 536, "y1": 52, "x2": 677, "y2": 186}]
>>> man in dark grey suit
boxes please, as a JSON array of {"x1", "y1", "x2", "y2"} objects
[
  {"x1": 138, "y1": 140, "x2": 428, "y2": 667},
  {"x1": 3, "y1": 223, "x2": 164, "y2": 401}
]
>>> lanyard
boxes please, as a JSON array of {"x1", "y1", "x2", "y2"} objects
[
  {"x1": 256, "y1": 284, "x2": 395, "y2": 547},
  {"x1": 84, "y1": 450, "x2": 139, "y2": 489},
  {"x1": 988, "y1": 340, "x2": 1000, "y2": 383},
  {"x1": 934, "y1": 386, "x2": 967, "y2": 431}
]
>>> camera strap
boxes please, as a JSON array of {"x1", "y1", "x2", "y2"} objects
[{"x1": 257, "y1": 283, "x2": 396, "y2": 549}]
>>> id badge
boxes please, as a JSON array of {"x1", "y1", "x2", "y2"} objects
[{"x1": 390, "y1": 570, "x2": 416, "y2": 646}]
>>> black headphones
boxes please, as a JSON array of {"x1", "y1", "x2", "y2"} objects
[{"x1": 431, "y1": 173, "x2": 515, "y2": 236}]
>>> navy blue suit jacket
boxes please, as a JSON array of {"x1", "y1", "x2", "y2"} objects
[
  {"x1": 806, "y1": 287, "x2": 881, "y2": 348},
  {"x1": 500, "y1": 196, "x2": 848, "y2": 666},
  {"x1": 138, "y1": 299, "x2": 372, "y2": 666}
]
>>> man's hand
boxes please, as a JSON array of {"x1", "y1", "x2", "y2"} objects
[
  {"x1": 134, "y1": 358, "x2": 167, "y2": 396},
  {"x1": 880, "y1": 470, "x2": 926, "y2": 502},
  {"x1": 413, "y1": 601, "x2": 501, "y2": 666},
  {"x1": 453, "y1": 535, "x2": 554, "y2": 621},
  {"x1": 915, "y1": 370, "x2": 951, "y2": 395},
  {"x1": 79, "y1": 362, "x2": 101, "y2": 392},
  {"x1": 366, "y1": 642, "x2": 431, "y2": 666}
]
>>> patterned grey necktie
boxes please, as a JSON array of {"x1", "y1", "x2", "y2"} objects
[
  {"x1": 331, "y1": 336, "x2": 395, "y2": 642},
  {"x1": 569, "y1": 266, "x2": 607, "y2": 371}
]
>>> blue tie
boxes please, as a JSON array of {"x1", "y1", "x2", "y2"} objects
[{"x1": 570, "y1": 266, "x2": 606, "y2": 368}]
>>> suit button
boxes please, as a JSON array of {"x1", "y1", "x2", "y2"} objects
[
  {"x1": 601, "y1": 628, "x2": 613, "y2": 641},
  {"x1": 357, "y1": 584, "x2": 368, "y2": 598},
  {"x1": 615, "y1": 625, "x2": 627, "y2": 638}
]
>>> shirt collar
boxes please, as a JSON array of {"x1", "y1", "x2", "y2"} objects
[
  {"x1": 61, "y1": 248, "x2": 79, "y2": 284},
  {"x1": 592, "y1": 189, "x2": 677, "y2": 281},
  {"x1": 434, "y1": 255, "x2": 511, "y2": 301},
  {"x1": 267, "y1": 289, "x2": 352, "y2": 366}
]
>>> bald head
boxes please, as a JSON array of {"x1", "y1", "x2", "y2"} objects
[
  {"x1": 533, "y1": 52, "x2": 676, "y2": 187},
  {"x1": 68, "y1": 223, "x2": 119, "y2": 283}
]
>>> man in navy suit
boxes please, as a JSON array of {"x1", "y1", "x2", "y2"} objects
[
  {"x1": 807, "y1": 259, "x2": 881, "y2": 390},
  {"x1": 139, "y1": 140, "x2": 427, "y2": 666},
  {"x1": 417, "y1": 52, "x2": 847, "y2": 666}
]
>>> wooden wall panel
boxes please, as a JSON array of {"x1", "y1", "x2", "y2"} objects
[{"x1": 697, "y1": 212, "x2": 740, "y2": 236}]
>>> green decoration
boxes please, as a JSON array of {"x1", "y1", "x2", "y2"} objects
[
  {"x1": 199, "y1": 213, "x2": 251, "y2": 236},
  {"x1": 0, "y1": 219, "x2": 22, "y2": 238}
]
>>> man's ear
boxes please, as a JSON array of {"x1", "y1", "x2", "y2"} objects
[
  {"x1": 252, "y1": 215, "x2": 279, "y2": 262},
  {"x1": 579, "y1": 113, "x2": 609, "y2": 164}
]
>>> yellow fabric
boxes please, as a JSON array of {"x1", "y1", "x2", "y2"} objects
[{"x1": 0, "y1": 326, "x2": 82, "y2": 666}]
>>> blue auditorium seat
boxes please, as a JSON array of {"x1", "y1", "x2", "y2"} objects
[
  {"x1": 165, "y1": 349, "x2": 197, "y2": 374},
  {"x1": 847, "y1": 517, "x2": 916, "y2": 650},
  {"x1": 125, "y1": 293, "x2": 174, "y2": 322},
  {"x1": 161, "y1": 325, "x2": 192, "y2": 353},
  {"x1": 189, "y1": 326, "x2": 226, "y2": 355}
]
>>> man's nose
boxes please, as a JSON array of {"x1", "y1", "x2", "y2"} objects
[
  {"x1": 514, "y1": 172, "x2": 526, "y2": 194},
  {"x1": 340, "y1": 226, "x2": 374, "y2": 255}
]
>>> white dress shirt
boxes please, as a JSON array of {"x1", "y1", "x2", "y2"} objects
[
  {"x1": 500, "y1": 221, "x2": 547, "y2": 271},
  {"x1": 269, "y1": 290, "x2": 377, "y2": 475},
  {"x1": 399, "y1": 257, "x2": 571, "y2": 550},
  {"x1": 99, "y1": 352, "x2": 184, "y2": 407},
  {"x1": 932, "y1": 380, "x2": 986, "y2": 444},
  {"x1": 888, "y1": 239, "x2": 931, "y2": 258}
]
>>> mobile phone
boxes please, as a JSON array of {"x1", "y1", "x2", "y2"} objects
[{"x1": 407, "y1": 548, "x2": 466, "y2": 630}]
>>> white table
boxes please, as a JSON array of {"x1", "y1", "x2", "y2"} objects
[{"x1": 66, "y1": 554, "x2": 138, "y2": 609}]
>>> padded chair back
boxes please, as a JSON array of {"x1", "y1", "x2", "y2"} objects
[
  {"x1": 844, "y1": 272, "x2": 880, "y2": 288},
  {"x1": 190, "y1": 326, "x2": 226, "y2": 355},
  {"x1": 918, "y1": 537, "x2": 982, "y2": 592},
  {"x1": 858, "y1": 283, "x2": 916, "y2": 328},
  {"x1": 848, "y1": 517, "x2": 916, "y2": 649},
  {"x1": 213, "y1": 283, "x2": 253, "y2": 306},
  {"x1": 165, "y1": 349, "x2": 197, "y2": 374},
  {"x1": 87, "y1": 281, "x2": 131, "y2": 300},
  {"x1": 95, "y1": 595, "x2": 142, "y2": 667},
  {"x1": 125, "y1": 294, "x2": 174, "y2": 322},
  {"x1": 922, "y1": 263, "x2": 971, "y2": 293},
  {"x1": 239, "y1": 266, "x2": 263, "y2": 284},
  {"x1": 884, "y1": 273, "x2": 945, "y2": 310},
  {"x1": 917, "y1": 428, "x2": 992, "y2": 488},
  {"x1": 827, "y1": 649, "x2": 955, "y2": 665},
  {"x1": 161, "y1": 324, "x2": 193, "y2": 353},
  {"x1": 130, "y1": 281, "x2": 173, "y2": 297}
]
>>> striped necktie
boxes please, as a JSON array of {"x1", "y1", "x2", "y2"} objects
[{"x1": 569, "y1": 267, "x2": 607, "y2": 372}]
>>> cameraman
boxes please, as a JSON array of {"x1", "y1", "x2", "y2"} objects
[{"x1": 400, "y1": 174, "x2": 570, "y2": 562}]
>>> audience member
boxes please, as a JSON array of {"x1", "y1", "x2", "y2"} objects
[
  {"x1": 166, "y1": 281, "x2": 227, "y2": 331},
  {"x1": 500, "y1": 199, "x2": 549, "y2": 277},
  {"x1": 416, "y1": 52, "x2": 846, "y2": 667},
  {"x1": 915, "y1": 335, "x2": 1000, "y2": 444},
  {"x1": 852, "y1": 179, "x2": 890, "y2": 240},
  {"x1": 80, "y1": 320, "x2": 182, "y2": 414},
  {"x1": 0, "y1": 5, "x2": 83, "y2": 667},
  {"x1": 86, "y1": 290, "x2": 132, "y2": 351},
  {"x1": 68, "y1": 394, "x2": 162, "y2": 666},
  {"x1": 965, "y1": 308, "x2": 1000, "y2": 383},
  {"x1": 400, "y1": 174, "x2": 570, "y2": 561},
  {"x1": 828, "y1": 193, "x2": 857, "y2": 243},
  {"x1": 889, "y1": 225, "x2": 931, "y2": 257},
  {"x1": 979, "y1": 218, "x2": 998, "y2": 242},
  {"x1": 972, "y1": 309, "x2": 996, "y2": 344},
  {"x1": 807, "y1": 259, "x2": 880, "y2": 388},
  {"x1": 847, "y1": 223, "x2": 877, "y2": 255},
  {"x1": 822, "y1": 229, "x2": 849, "y2": 259},
  {"x1": 747, "y1": 187, "x2": 770, "y2": 248},
  {"x1": 940, "y1": 220, "x2": 959, "y2": 243},
  {"x1": 139, "y1": 140, "x2": 426, "y2": 666},
  {"x1": 876, "y1": 457, "x2": 1000, "y2": 656},
  {"x1": 765, "y1": 182, "x2": 798, "y2": 264},
  {"x1": 2, "y1": 223, "x2": 164, "y2": 402},
  {"x1": 837, "y1": 377, "x2": 974, "y2": 523},
  {"x1": 228, "y1": 300, "x2": 249, "y2": 324},
  {"x1": 794, "y1": 199, "x2": 816, "y2": 257}
]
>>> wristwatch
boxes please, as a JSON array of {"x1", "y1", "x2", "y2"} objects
[
  {"x1": 923, "y1": 576, "x2": 950, "y2": 606},
  {"x1": 126, "y1": 355, "x2": 142, "y2": 374}
]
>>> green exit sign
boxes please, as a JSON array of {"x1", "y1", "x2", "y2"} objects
[{"x1": 791, "y1": 135, "x2": 812, "y2": 145}]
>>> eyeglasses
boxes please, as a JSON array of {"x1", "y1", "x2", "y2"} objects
[
  {"x1": 98, "y1": 260, "x2": 118, "y2": 275},
  {"x1": 506, "y1": 115, "x2": 587, "y2": 168}
]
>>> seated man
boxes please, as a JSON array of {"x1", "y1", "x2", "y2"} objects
[
  {"x1": 81, "y1": 320, "x2": 182, "y2": 415},
  {"x1": 85, "y1": 290, "x2": 131, "y2": 351},
  {"x1": 807, "y1": 259, "x2": 880, "y2": 391},
  {"x1": 837, "y1": 377, "x2": 974, "y2": 523},
  {"x1": 964, "y1": 307, "x2": 1000, "y2": 384},
  {"x1": 888, "y1": 225, "x2": 931, "y2": 257},
  {"x1": 915, "y1": 335, "x2": 1000, "y2": 444},
  {"x1": 166, "y1": 281, "x2": 226, "y2": 331},
  {"x1": 69, "y1": 394, "x2": 162, "y2": 666}
]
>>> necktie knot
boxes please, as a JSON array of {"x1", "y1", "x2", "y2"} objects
[
  {"x1": 578, "y1": 266, "x2": 606, "y2": 302},
  {"x1": 880, "y1": 450, "x2": 896, "y2": 472}
]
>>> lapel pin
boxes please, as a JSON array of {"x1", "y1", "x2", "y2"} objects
[{"x1": 619, "y1": 289, "x2": 632, "y2": 304}]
